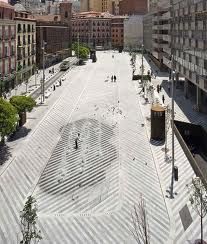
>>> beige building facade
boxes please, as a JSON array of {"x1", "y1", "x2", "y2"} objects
[
  {"x1": 15, "y1": 5, "x2": 36, "y2": 85},
  {"x1": 80, "y1": 0, "x2": 113, "y2": 13}
]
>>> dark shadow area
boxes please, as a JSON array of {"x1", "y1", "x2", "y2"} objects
[
  {"x1": 150, "y1": 139, "x2": 164, "y2": 146},
  {"x1": 156, "y1": 79, "x2": 207, "y2": 128},
  {"x1": 0, "y1": 144, "x2": 12, "y2": 165},
  {"x1": 174, "y1": 120, "x2": 207, "y2": 184},
  {"x1": 38, "y1": 118, "x2": 118, "y2": 197},
  {"x1": 7, "y1": 127, "x2": 31, "y2": 142}
]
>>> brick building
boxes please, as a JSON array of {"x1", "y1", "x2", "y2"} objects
[
  {"x1": 72, "y1": 12, "x2": 111, "y2": 49},
  {"x1": 111, "y1": 16, "x2": 125, "y2": 49},
  {"x1": 0, "y1": 2, "x2": 16, "y2": 95},
  {"x1": 119, "y1": 0, "x2": 147, "y2": 15},
  {"x1": 35, "y1": 2, "x2": 72, "y2": 68}
]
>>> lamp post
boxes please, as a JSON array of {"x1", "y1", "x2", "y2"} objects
[
  {"x1": 41, "y1": 41, "x2": 46, "y2": 103},
  {"x1": 141, "y1": 44, "x2": 144, "y2": 91},
  {"x1": 77, "y1": 32, "x2": 80, "y2": 63},
  {"x1": 170, "y1": 63, "x2": 175, "y2": 199}
]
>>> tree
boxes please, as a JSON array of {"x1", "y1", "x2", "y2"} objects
[
  {"x1": 187, "y1": 177, "x2": 207, "y2": 244},
  {"x1": 130, "y1": 195, "x2": 150, "y2": 244},
  {"x1": 0, "y1": 98, "x2": 18, "y2": 143},
  {"x1": 72, "y1": 42, "x2": 90, "y2": 60},
  {"x1": 20, "y1": 196, "x2": 42, "y2": 244},
  {"x1": 10, "y1": 96, "x2": 36, "y2": 127},
  {"x1": 76, "y1": 46, "x2": 90, "y2": 60},
  {"x1": 10, "y1": 96, "x2": 36, "y2": 114}
]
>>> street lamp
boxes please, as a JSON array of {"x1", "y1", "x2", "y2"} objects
[
  {"x1": 41, "y1": 41, "x2": 46, "y2": 103},
  {"x1": 141, "y1": 44, "x2": 144, "y2": 91},
  {"x1": 170, "y1": 64, "x2": 176, "y2": 199},
  {"x1": 77, "y1": 33, "x2": 80, "y2": 63}
]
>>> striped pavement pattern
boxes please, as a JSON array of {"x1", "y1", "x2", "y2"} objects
[
  {"x1": 135, "y1": 77, "x2": 207, "y2": 244},
  {"x1": 0, "y1": 52, "x2": 171, "y2": 243}
]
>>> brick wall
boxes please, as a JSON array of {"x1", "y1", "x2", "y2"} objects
[{"x1": 119, "y1": 0, "x2": 147, "y2": 15}]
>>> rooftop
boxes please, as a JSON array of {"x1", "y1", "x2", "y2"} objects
[{"x1": 0, "y1": 1, "x2": 14, "y2": 9}]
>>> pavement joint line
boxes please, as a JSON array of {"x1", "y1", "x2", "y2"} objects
[
  {"x1": 134, "y1": 80, "x2": 176, "y2": 244},
  {"x1": 28, "y1": 62, "x2": 98, "y2": 198}
]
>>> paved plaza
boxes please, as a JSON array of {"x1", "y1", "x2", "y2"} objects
[{"x1": 0, "y1": 51, "x2": 206, "y2": 243}]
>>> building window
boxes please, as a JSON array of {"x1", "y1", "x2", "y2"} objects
[{"x1": 65, "y1": 11, "x2": 68, "y2": 18}]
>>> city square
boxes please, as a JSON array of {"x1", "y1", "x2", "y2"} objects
[
  {"x1": 0, "y1": 0, "x2": 207, "y2": 243},
  {"x1": 0, "y1": 51, "x2": 206, "y2": 243}
]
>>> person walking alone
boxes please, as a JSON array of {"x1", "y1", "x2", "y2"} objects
[
  {"x1": 162, "y1": 94, "x2": 165, "y2": 104},
  {"x1": 75, "y1": 133, "x2": 80, "y2": 150},
  {"x1": 111, "y1": 75, "x2": 114, "y2": 82},
  {"x1": 114, "y1": 75, "x2": 116, "y2": 82}
]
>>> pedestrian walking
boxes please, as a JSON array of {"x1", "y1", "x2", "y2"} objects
[
  {"x1": 111, "y1": 75, "x2": 114, "y2": 82},
  {"x1": 162, "y1": 94, "x2": 165, "y2": 104},
  {"x1": 157, "y1": 84, "x2": 160, "y2": 93},
  {"x1": 159, "y1": 84, "x2": 162, "y2": 91},
  {"x1": 114, "y1": 75, "x2": 116, "y2": 82},
  {"x1": 53, "y1": 84, "x2": 56, "y2": 91},
  {"x1": 59, "y1": 79, "x2": 62, "y2": 86},
  {"x1": 75, "y1": 133, "x2": 80, "y2": 150},
  {"x1": 3, "y1": 93, "x2": 7, "y2": 99}
]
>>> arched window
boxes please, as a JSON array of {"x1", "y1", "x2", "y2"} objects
[{"x1": 65, "y1": 11, "x2": 68, "y2": 18}]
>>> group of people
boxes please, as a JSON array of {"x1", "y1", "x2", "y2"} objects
[{"x1": 111, "y1": 75, "x2": 117, "y2": 82}]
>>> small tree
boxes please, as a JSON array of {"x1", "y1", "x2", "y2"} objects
[
  {"x1": 130, "y1": 195, "x2": 150, "y2": 244},
  {"x1": 0, "y1": 98, "x2": 18, "y2": 143},
  {"x1": 20, "y1": 196, "x2": 42, "y2": 244},
  {"x1": 188, "y1": 177, "x2": 207, "y2": 244},
  {"x1": 10, "y1": 96, "x2": 36, "y2": 127}
]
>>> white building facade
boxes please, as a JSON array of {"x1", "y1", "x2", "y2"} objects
[{"x1": 124, "y1": 15, "x2": 143, "y2": 51}]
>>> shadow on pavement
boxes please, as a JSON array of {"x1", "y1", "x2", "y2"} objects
[
  {"x1": 0, "y1": 144, "x2": 12, "y2": 165},
  {"x1": 8, "y1": 127, "x2": 31, "y2": 142},
  {"x1": 160, "y1": 80, "x2": 207, "y2": 128}
]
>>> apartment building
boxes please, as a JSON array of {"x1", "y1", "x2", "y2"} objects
[
  {"x1": 171, "y1": 0, "x2": 207, "y2": 112},
  {"x1": 111, "y1": 16, "x2": 125, "y2": 49},
  {"x1": 14, "y1": 3, "x2": 36, "y2": 85},
  {"x1": 80, "y1": 0, "x2": 113, "y2": 13},
  {"x1": 119, "y1": 0, "x2": 148, "y2": 15},
  {"x1": 72, "y1": 12, "x2": 111, "y2": 49},
  {"x1": 124, "y1": 15, "x2": 143, "y2": 51},
  {"x1": 0, "y1": 2, "x2": 16, "y2": 95},
  {"x1": 35, "y1": 2, "x2": 72, "y2": 68}
]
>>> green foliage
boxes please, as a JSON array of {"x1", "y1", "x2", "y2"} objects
[
  {"x1": 0, "y1": 98, "x2": 18, "y2": 142},
  {"x1": 72, "y1": 42, "x2": 90, "y2": 60},
  {"x1": 77, "y1": 46, "x2": 90, "y2": 59},
  {"x1": 10, "y1": 96, "x2": 36, "y2": 114},
  {"x1": 20, "y1": 196, "x2": 42, "y2": 244}
]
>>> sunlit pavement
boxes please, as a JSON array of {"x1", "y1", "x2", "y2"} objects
[{"x1": 0, "y1": 51, "x2": 206, "y2": 243}]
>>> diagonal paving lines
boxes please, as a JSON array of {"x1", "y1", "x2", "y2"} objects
[
  {"x1": 135, "y1": 79, "x2": 207, "y2": 243},
  {"x1": 0, "y1": 53, "x2": 171, "y2": 243}
]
